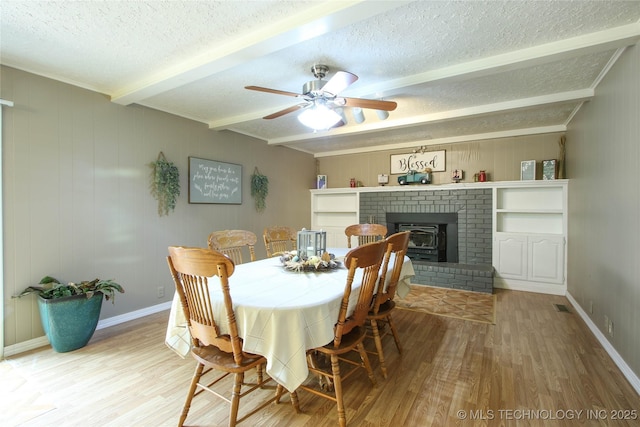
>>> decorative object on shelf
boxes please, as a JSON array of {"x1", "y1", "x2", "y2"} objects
[
  {"x1": 520, "y1": 160, "x2": 536, "y2": 180},
  {"x1": 398, "y1": 168, "x2": 432, "y2": 185},
  {"x1": 377, "y1": 174, "x2": 389, "y2": 186},
  {"x1": 297, "y1": 229, "x2": 327, "y2": 258},
  {"x1": 189, "y1": 157, "x2": 242, "y2": 204},
  {"x1": 452, "y1": 169, "x2": 463, "y2": 183},
  {"x1": 474, "y1": 173, "x2": 479, "y2": 182},
  {"x1": 349, "y1": 178, "x2": 356, "y2": 188},
  {"x1": 391, "y1": 150, "x2": 445, "y2": 174},
  {"x1": 317, "y1": 174, "x2": 327, "y2": 189},
  {"x1": 250, "y1": 167, "x2": 269, "y2": 212},
  {"x1": 558, "y1": 135, "x2": 566, "y2": 179},
  {"x1": 542, "y1": 159, "x2": 558, "y2": 180},
  {"x1": 13, "y1": 276, "x2": 125, "y2": 352},
  {"x1": 150, "y1": 151, "x2": 180, "y2": 216},
  {"x1": 279, "y1": 250, "x2": 340, "y2": 272},
  {"x1": 478, "y1": 170, "x2": 487, "y2": 182}
]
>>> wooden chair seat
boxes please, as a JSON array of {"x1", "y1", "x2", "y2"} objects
[
  {"x1": 345, "y1": 223, "x2": 387, "y2": 248},
  {"x1": 366, "y1": 231, "x2": 410, "y2": 379},
  {"x1": 190, "y1": 345, "x2": 265, "y2": 374}
]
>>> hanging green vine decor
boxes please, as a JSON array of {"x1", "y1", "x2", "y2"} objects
[
  {"x1": 251, "y1": 167, "x2": 269, "y2": 213},
  {"x1": 150, "y1": 152, "x2": 180, "y2": 216}
]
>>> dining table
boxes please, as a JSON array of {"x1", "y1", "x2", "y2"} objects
[{"x1": 165, "y1": 247, "x2": 415, "y2": 392}]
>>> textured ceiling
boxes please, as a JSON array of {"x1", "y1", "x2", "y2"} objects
[{"x1": 2, "y1": 1, "x2": 640, "y2": 157}]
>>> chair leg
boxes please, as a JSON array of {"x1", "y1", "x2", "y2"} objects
[
  {"x1": 275, "y1": 384, "x2": 284, "y2": 403},
  {"x1": 229, "y1": 372, "x2": 244, "y2": 427},
  {"x1": 356, "y1": 342, "x2": 377, "y2": 387},
  {"x1": 275, "y1": 383, "x2": 302, "y2": 413},
  {"x1": 256, "y1": 364, "x2": 264, "y2": 385},
  {"x1": 387, "y1": 314, "x2": 403, "y2": 354},
  {"x1": 289, "y1": 390, "x2": 301, "y2": 413},
  {"x1": 370, "y1": 318, "x2": 388, "y2": 379},
  {"x1": 179, "y1": 363, "x2": 204, "y2": 427},
  {"x1": 330, "y1": 354, "x2": 347, "y2": 427}
]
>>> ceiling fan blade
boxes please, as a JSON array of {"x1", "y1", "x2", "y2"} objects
[
  {"x1": 343, "y1": 97, "x2": 397, "y2": 111},
  {"x1": 263, "y1": 103, "x2": 308, "y2": 120},
  {"x1": 321, "y1": 71, "x2": 358, "y2": 96},
  {"x1": 245, "y1": 86, "x2": 301, "y2": 98}
]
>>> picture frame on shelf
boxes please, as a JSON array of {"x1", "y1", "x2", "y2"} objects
[
  {"x1": 317, "y1": 175, "x2": 327, "y2": 189},
  {"x1": 520, "y1": 160, "x2": 536, "y2": 181},
  {"x1": 542, "y1": 159, "x2": 557, "y2": 180}
]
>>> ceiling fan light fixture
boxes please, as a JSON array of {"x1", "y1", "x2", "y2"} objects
[
  {"x1": 335, "y1": 107, "x2": 348, "y2": 125},
  {"x1": 376, "y1": 109, "x2": 389, "y2": 120},
  {"x1": 352, "y1": 107, "x2": 365, "y2": 124},
  {"x1": 298, "y1": 104, "x2": 342, "y2": 131}
]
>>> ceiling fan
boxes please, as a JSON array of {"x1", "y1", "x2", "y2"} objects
[{"x1": 245, "y1": 64, "x2": 397, "y2": 127}]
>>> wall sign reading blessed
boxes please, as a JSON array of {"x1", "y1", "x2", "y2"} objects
[
  {"x1": 390, "y1": 150, "x2": 446, "y2": 174},
  {"x1": 189, "y1": 157, "x2": 242, "y2": 204}
]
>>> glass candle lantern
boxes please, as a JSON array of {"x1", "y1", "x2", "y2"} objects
[{"x1": 297, "y1": 229, "x2": 327, "y2": 258}]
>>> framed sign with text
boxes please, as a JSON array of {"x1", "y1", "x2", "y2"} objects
[
  {"x1": 390, "y1": 150, "x2": 446, "y2": 174},
  {"x1": 189, "y1": 157, "x2": 242, "y2": 204}
]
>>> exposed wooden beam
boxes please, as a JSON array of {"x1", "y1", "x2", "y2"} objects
[
  {"x1": 265, "y1": 89, "x2": 593, "y2": 146},
  {"x1": 110, "y1": 1, "x2": 410, "y2": 105}
]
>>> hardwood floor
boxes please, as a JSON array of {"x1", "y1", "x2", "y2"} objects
[{"x1": 3, "y1": 289, "x2": 639, "y2": 426}]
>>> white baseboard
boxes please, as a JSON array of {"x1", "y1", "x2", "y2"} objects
[
  {"x1": 3, "y1": 301, "x2": 172, "y2": 357},
  {"x1": 493, "y1": 277, "x2": 566, "y2": 295},
  {"x1": 566, "y1": 291, "x2": 640, "y2": 396}
]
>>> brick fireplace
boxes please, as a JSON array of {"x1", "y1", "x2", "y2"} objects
[{"x1": 360, "y1": 188, "x2": 494, "y2": 293}]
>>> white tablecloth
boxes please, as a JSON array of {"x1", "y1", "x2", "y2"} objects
[{"x1": 165, "y1": 248, "x2": 414, "y2": 392}]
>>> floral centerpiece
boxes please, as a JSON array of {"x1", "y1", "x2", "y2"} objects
[{"x1": 280, "y1": 251, "x2": 340, "y2": 272}]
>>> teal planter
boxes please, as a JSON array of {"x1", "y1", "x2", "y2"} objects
[{"x1": 37, "y1": 293, "x2": 104, "y2": 352}]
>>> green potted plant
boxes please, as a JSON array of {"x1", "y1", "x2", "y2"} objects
[{"x1": 14, "y1": 276, "x2": 125, "y2": 352}]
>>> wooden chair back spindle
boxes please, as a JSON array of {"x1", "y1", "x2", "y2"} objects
[
  {"x1": 345, "y1": 223, "x2": 388, "y2": 248},
  {"x1": 333, "y1": 240, "x2": 388, "y2": 346},
  {"x1": 263, "y1": 226, "x2": 297, "y2": 257},
  {"x1": 207, "y1": 229, "x2": 257, "y2": 265}
]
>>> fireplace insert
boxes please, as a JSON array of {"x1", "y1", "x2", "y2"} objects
[
  {"x1": 398, "y1": 224, "x2": 446, "y2": 261},
  {"x1": 386, "y1": 212, "x2": 458, "y2": 263}
]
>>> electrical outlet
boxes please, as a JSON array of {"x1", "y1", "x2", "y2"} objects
[
  {"x1": 589, "y1": 300, "x2": 593, "y2": 314},
  {"x1": 157, "y1": 286, "x2": 165, "y2": 298},
  {"x1": 608, "y1": 320, "x2": 614, "y2": 337},
  {"x1": 604, "y1": 315, "x2": 609, "y2": 331}
]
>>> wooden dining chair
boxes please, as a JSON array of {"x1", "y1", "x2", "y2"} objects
[
  {"x1": 207, "y1": 229, "x2": 257, "y2": 265},
  {"x1": 262, "y1": 226, "x2": 297, "y2": 257},
  {"x1": 167, "y1": 246, "x2": 299, "y2": 427},
  {"x1": 366, "y1": 231, "x2": 410, "y2": 379},
  {"x1": 345, "y1": 223, "x2": 388, "y2": 248},
  {"x1": 295, "y1": 240, "x2": 388, "y2": 427}
]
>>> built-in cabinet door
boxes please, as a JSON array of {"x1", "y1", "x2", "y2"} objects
[
  {"x1": 528, "y1": 235, "x2": 565, "y2": 284},
  {"x1": 495, "y1": 234, "x2": 527, "y2": 279}
]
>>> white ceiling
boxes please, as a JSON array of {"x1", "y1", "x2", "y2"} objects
[{"x1": 2, "y1": 1, "x2": 640, "y2": 157}]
